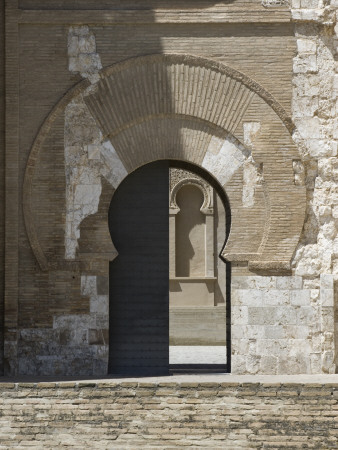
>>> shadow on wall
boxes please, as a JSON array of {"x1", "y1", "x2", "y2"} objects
[{"x1": 175, "y1": 185, "x2": 205, "y2": 277}]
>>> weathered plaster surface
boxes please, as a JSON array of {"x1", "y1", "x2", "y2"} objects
[
  {"x1": 18, "y1": 275, "x2": 108, "y2": 376},
  {"x1": 65, "y1": 27, "x2": 127, "y2": 260}
]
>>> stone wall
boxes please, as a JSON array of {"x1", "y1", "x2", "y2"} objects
[
  {"x1": 291, "y1": 1, "x2": 338, "y2": 371},
  {"x1": 232, "y1": 273, "x2": 335, "y2": 374},
  {"x1": 0, "y1": 379, "x2": 337, "y2": 448}
]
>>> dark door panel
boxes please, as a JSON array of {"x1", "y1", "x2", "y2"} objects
[{"x1": 108, "y1": 161, "x2": 169, "y2": 375}]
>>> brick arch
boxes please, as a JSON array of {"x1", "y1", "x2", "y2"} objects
[{"x1": 23, "y1": 53, "x2": 306, "y2": 272}]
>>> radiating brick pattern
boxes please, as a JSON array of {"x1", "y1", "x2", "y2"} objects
[{"x1": 0, "y1": 380, "x2": 337, "y2": 448}]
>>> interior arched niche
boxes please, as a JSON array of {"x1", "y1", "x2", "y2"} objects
[
  {"x1": 23, "y1": 53, "x2": 306, "y2": 273},
  {"x1": 175, "y1": 185, "x2": 206, "y2": 278}
]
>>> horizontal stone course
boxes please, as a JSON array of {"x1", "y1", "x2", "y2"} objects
[{"x1": 0, "y1": 379, "x2": 337, "y2": 448}]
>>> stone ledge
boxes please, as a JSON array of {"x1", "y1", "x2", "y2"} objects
[{"x1": 0, "y1": 375, "x2": 337, "y2": 390}]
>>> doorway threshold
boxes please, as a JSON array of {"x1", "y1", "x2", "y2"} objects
[{"x1": 169, "y1": 364, "x2": 228, "y2": 374}]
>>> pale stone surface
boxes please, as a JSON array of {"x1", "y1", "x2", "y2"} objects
[
  {"x1": 68, "y1": 26, "x2": 102, "y2": 84},
  {"x1": 290, "y1": 4, "x2": 337, "y2": 373},
  {"x1": 65, "y1": 28, "x2": 127, "y2": 260},
  {"x1": 231, "y1": 275, "x2": 333, "y2": 374},
  {"x1": 202, "y1": 136, "x2": 249, "y2": 186},
  {"x1": 169, "y1": 346, "x2": 227, "y2": 365}
]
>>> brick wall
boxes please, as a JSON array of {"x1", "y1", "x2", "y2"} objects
[{"x1": 0, "y1": 379, "x2": 337, "y2": 448}]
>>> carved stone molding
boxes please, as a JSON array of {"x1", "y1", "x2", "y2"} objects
[{"x1": 169, "y1": 169, "x2": 213, "y2": 215}]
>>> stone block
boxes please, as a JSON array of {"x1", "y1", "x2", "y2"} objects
[
  {"x1": 248, "y1": 307, "x2": 277, "y2": 325},
  {"x1": 90, "y1": 295, "x2": 108, "y2": 314},
  {"x1": 333, "y1": 74, "x2": 338, "y2": 95},
  {"x1": 68, "y1": 36, "x2": 79, "y2": 57},
  {"x1": 262, "y1": 290, "x2": 290, "y2": 306},
  {"x1": 232, "y1": 306, "x2": 249, "y2": 325},
  {"x1": 231, "y1": 355, "x2": 247, "y2": 374},
  {"x1": 293, "y1": 54, "x2": 317, "y2": 74},
  {"x1": 296, "y1": 306, "x2": 315, "y2": 324},
  {"x1": 68, "y1": 56, "x2": 79, "y2": 72},
  {"x1": 276, "y1": 276, "x2": 302, "y2": 290},
  {"x1": 294, "y1": 117, "x2": 321, "y2": 139},
  {"x1": 245, "y1": 325, "x2": 267, "y2": 339},
  {"x1": 284, "y1": 325, "x2": 310, "y2": 339},
  {"x1": 256, "y1": 339, "x2": 288, "y2": 357},
  {"x1": 79, "y1": 35, "x2": 96, "y2": 54},
  {"x1": 296, "y1": 38, "x2": 316, "y2": 54},
  {"x1": 53, "y1": 314, "x2": 95, "y2": 330},
  {"x1": 321, "y1": 307, "x2": 335, "y2": 331},
  {"x1": 264, "y1": 325, "x2": 286, "y2": 339},
  {"x1": 290, "y1": 289, "x2": 311, "y2": 306},
  {"x1": 87, "y1": 144, "x2": 101, "y2": 160},
  {"x1": 320, "y1": 288, "x2": 334, "y2": 306},
  {"x1": 74, "y1": 184, "x2": 101, "y2": 207},
  {"x1": 259, "y1": 356, "x2": 278, "y2": 374},
  {"x1": 231, "y1": 325, "x2": 247, "y2": 339},
  {"x1": 310, "y1": 353, "x2": 322, "y2": 373},
  {"x1": 277, "y1": 355, "x2": 309, "y2": 375},
  {"x1": 81, "y1": 275, "x2": 97, "y2": 297},
  {"x1": 233, "y1": 289, "x2": 263, "y2": 306},
  {"x1": 88, "y1": 329, "x2": 108, "y2": 345},
  {"x1": 96, "y1": 276, "x2": 109, "y2": 295}
]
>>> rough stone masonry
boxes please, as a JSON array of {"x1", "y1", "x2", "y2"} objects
[{"x1": 0, "y1": 377, "x2": 337, "y2": 448}]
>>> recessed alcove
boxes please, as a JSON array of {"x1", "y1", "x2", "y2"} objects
[{"x1": 168, "y1": 167, "x2": 227, "y2": 371}]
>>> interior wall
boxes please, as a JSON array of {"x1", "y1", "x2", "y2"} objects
[{"x1": 175, "y1": 185, "x2": 205, "y2": 277}]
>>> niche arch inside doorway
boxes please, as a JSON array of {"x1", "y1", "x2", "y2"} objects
[{"x1": 108, "y1": 159, "x2": 231, "y2": 376}]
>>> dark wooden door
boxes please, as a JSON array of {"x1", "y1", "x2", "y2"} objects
[{"x1": 108, "y1": 161, "x2": 169, "y2": 375}]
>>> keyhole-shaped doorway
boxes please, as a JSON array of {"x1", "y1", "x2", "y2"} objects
[{"x1": 108, "y1": 161, "x2": 230, "y2": 376}]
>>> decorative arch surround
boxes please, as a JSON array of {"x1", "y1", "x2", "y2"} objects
[
  {"x1": 170, "y1": 177, "x2": 213, "y2": 216},
  {"x1": 23, "y1": 53, "x2": 306, "y2": 273}
]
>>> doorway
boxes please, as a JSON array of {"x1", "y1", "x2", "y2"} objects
[{"x1": 108, "y1": 161, "x2": 230, "y2": 375}]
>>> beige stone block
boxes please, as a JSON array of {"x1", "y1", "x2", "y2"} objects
[
  {"x1": 235, "y1": 289, "x2": 263, "y2": 307},
  {"x1": 232, "y1": 306, "x2": 249, "y2": 325},
  {"x1": 320, "y1": 288, "x2": 334, "y2": 306},
  {"x1": 285, "y1": 325, "x2": 310, "y2": 339},
  {"x1": 295, "y1": 117, "x2": 322, "y2": 139},
  {"x1": 244, "y1": 325, "x2": 266, "y2": 339},
  {"x1": 262, "y1": 290, "x2": 290, "y2": 306},
  {"x1": 264, "y1": 325, "x2": 286, "y2": 339},
  {"x1": 231, "y1": 325, "x2": 247, "y2": 339},
  {"x1": 290, "y1": 289, "x2": 311, "y2": 306},
  {"x1": 297, "y1": 38, "x2": 317, "y2": 54},
  {"x1": 259, "y1": 356, "x2": 278, "y2": 374},
  {"x1": 293, "y1": 54, "x2": 317, "y2": 74},
  {"x1": 278, "y1": 355, "x2": 309, "y2": 375},
  {"x1": 321, "y1": 307, "x2": 335, "y2": 331},
  {"x1": 293, "y1": 96, "x2": 318, "y2": 118}
]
